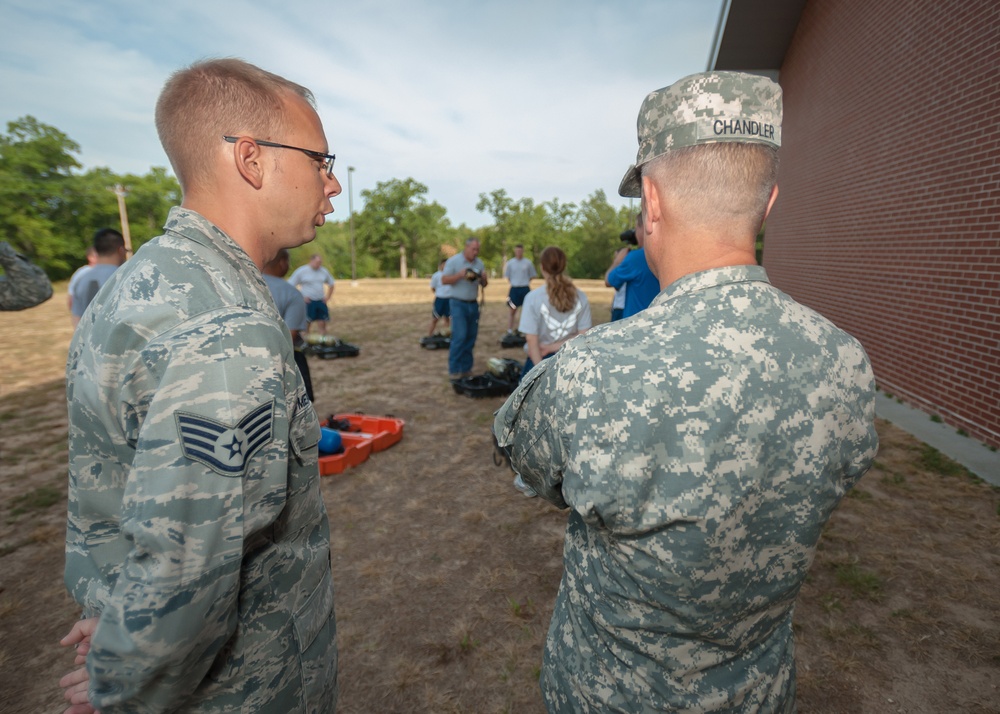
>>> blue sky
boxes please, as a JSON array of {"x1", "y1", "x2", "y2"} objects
[{"x1": 0, "y1": 0, "x2": 723, "y2": 228}]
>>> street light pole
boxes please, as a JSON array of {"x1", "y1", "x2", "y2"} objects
[{"x1": 348, "y1": 166, "x2": 356, "y2": 282}]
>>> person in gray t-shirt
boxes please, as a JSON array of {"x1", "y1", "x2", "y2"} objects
[
  {"x1": 503, "y1": 244, "x2": 537, "y2": 333},
  {"x1": 263, "y1": 249, "x2": 313, "y2": 402},
  {"x1": 70, "y1": 228, "x2": 126, "y2": 326}
]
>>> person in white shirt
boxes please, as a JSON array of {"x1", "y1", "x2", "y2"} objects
[
  {"x1": 427, "y1": 259, "x2": 452, "y2": 336},
  {"x1": 518, "y1": 245, "x2": 591, "y2": 380},
  {"x1": 288, "y1": 253, "x2": 335, "y2": 335},
  {"x1": 503, "y1": 244, "x2": 537, "y2": 333}
]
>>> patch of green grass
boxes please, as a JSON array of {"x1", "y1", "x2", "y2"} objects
[
  {"x1": 880, "y1": 473, "x2": 906, "y2": 487},
  {"x1": 846, "y1": 487, "x2": 873, "y2": 501},
  {"x1": 919, "y1": 445, "x2": 973, "y2": 480},
  {"x1": 956, "y1": 428, "x2": 968, "y2": 437},
  {"x1": 507, "y1": 597, "x2": 534, "y2": 619},
  {"x1": 884, "y1": 392, "x2": 894, "y2": 399},
  {"x1": 459, "y1": 634, "x2": 480, "y2": 652},
  {"x1": 835, "y1": 562, "x2": 883, "y2": 601},
  {"x1": 8, "y1": 485, "x2": 62, "y2": 517},
  {"x1": 0, "y1": 538, "x2": 31, "y2": 557},
  {"x1": 930, "y1": 414, "x2": 943, "y2": 423},
  {"x1": 820, "y1": 594, "x2": 844, "y2": 613}
]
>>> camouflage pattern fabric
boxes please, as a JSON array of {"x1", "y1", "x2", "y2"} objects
[
  {"x1": 495, "y1": 265, "x2": 878, "y2": 713},
  {"x1": 65, "y1": 207, "x2": 337, "y2": 713},
  {"x1": 0, "y1": 241, "x2": 53, "y2": 310},
  {"x1": 619, "y1": 71, "x2": 783, "y2": 197}
]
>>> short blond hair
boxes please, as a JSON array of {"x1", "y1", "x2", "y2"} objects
[
  {"x1": 155, "y1": 58, "x2": 315, "y2": 192},
  {"x1": 642, "y1": 143, "x2": 778, "y2": 236}
]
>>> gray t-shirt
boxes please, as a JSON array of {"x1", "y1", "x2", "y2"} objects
[
  {"x1": 288, "y1": 265, "x2": 334, "y2": 301},
  {"x1": 71, "y1": 263, "x2": 119, "y2": 317},
  {"x1": 504, "y1": 257, "x2": 537, "y2": 287},
  {"x1": 443, "y1": 252, "x2": 485, "y2": 301},
  {"x1": 518, "y1": 285, "x2": 592, "y2": 348},
  {"x1": 263, "y1": 274, "x2": 308, "y2": 332}
]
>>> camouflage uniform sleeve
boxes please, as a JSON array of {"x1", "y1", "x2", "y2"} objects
[
  {"x1": 84, "y1": 312, "x2": 293, "y2": 712},
  {"x1": 0, "y1": 241, "x2": 53, "y2": 311}
]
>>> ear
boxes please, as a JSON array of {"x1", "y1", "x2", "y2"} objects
[
  {"x1": 231, "y1": 137, "x2": 266, "y2": 190},
  {"x1": 640, "y1": 174, "x2": 660, "y2": 235},
  {"x1": 763, "y1": 184, "x2": 779, "y2": 222}
]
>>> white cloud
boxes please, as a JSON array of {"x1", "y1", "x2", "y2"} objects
[{"x1": 0, "y1": 0, "x2": 723, "y2": 227}]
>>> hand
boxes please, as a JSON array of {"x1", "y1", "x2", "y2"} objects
[
  {"x1": 60, "y1": 665, "x2": 99, "y2": 713},
  {"x1": 61, "y1": 617, "x2": 99, "y2": 666},
  {"x1": 60, "y1": 618, "x2": 100, "y2": 713}
]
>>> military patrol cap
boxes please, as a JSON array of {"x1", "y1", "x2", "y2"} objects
[{"x1": 618, "y1": 71, "x2": 782, "y2": 197}]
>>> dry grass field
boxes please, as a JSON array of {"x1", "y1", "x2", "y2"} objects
[{"x1": 1, "y1": 278, "x2": 998, "y2": 713}]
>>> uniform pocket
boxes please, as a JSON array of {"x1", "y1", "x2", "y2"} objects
[{"x1": 293, "y1": 568, "x2": 338, "y2": 712}]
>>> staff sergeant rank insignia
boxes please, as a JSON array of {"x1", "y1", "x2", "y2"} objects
[{"x1": 175, "y1": 401, "x2": 275, "y2": 476}]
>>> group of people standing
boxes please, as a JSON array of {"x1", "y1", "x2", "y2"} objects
[
  {"x1": 427, "y1": 226, "x2": 660, "y2": 386},
  {"x1": 56, "y1": 56, "x2": 878, "y2": 714}
]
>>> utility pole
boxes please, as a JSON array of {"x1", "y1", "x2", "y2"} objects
[
  {"x1": 348, "y1": 166, "x2": 356, "y2": 283},
  {"x1": 112, "y1": 184, "x2": 133, "y2": 259}
]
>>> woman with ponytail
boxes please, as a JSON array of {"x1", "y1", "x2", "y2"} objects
[{"x1": 517, "y1": 246, "x2": 592, "y2": 381}]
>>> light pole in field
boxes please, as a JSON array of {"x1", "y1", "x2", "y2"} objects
[{"x1": 348, "y1": 166, "x2": 356, "y2": 283}]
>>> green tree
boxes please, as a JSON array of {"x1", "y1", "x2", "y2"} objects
[
  {"x1": 568, "y1": 190, "x2": 633, "y2": 279},
  {"x1": 288, "y1": 219, "x2": 381, "y2": 279},
  {"x1": 354, "y1": 178, "x2": 452, "y2": 277},
  {"x1": 476, "y1": 190, "x2": 571, "y2": 272},
  {"x1": 53, "y1": 167, "x2": 180, "y2": 271},
  {"x1": 0, "y1": 116, "x2": 81, "y2": 273}
]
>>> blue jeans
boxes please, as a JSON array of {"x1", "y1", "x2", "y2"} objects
[
  {"x1": 448, "y1": 299, "x2": 479, "y2": 374},
  {"x1": 520, "y1": 351, "x2": 554, "y2": 382}
]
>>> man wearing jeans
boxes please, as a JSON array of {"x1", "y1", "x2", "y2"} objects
[{"x1": 441, "y1": 237, "x2": 487, "y2": 379}]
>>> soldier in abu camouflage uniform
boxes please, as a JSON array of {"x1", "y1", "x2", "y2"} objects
[
  {"x1": 494, "y1": 71, "x2": 879, "y2": 712},
  {"x1": 0, "y1": 240, "x2": 53, "y2": 310},
  {"x1": 59, "y1": 59, "x2": 342, "y2": 713}
]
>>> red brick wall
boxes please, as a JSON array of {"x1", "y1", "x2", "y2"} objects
[{"x1": 764, "y1": 0, "x2": 1000, "y2": 448}]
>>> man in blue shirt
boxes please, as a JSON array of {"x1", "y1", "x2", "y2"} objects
[{"x1": 605, "y1": 213, "x2": 660, "y2": 318}]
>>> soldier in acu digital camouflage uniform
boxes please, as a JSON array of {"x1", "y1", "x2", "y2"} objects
[
  {"x1": 494, "y1": 71, "x2": 879, "y2": 713},
  {"x1": 0, "y1": 241, "x2": 53, "y2": 310},
  {"x1": 59, "y1": 59, "x2": 342, "y2": 713}
]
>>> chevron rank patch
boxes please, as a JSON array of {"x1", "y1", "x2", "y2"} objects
[{"x1": 175, "y1": 401, "x2": 275, "y2": 476}]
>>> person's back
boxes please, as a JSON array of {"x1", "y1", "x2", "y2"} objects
[
  {"x1": 526, "y1": 267, "x2": 876, "y2": 710},
  {"x1": 71, "y1": 228, "x2": 126, "y2": 320},
  {"x1": 495, "y1": 71, "x2": 878, "y2": 713},
  {"x1": 520, "y1": 286, "x2": 590, "y2": 348},
  {"x1": 263, "y1": 248, "x2": 314, "y2": 403}
]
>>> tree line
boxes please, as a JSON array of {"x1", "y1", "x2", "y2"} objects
[{"x1": 1, "y1": 116, "x2": 636, "y2": 281}]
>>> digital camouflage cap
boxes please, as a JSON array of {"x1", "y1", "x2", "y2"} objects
[{"x1": 618, "y1": 71, "x2": 783, "y2": 197}]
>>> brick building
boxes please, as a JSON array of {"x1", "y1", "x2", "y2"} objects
[{"x1": 711, "y1": 0, "x2": 1000, "y2": 449}]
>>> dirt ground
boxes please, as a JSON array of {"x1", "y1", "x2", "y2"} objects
[{"x1": 1, "y1": 278, "x2": 998, "y2": 713}]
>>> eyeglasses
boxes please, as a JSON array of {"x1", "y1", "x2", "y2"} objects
[{"x1": 222, "y1": 135, "x2": 336, "y2": 177}]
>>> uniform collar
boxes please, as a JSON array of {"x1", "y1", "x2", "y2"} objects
[
  {"x1": 162, "y1": 206, "x2": 264, "y2": 284},
  {"x1": 655, "y1": 264, "x2": 770, "y2": 305}
]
